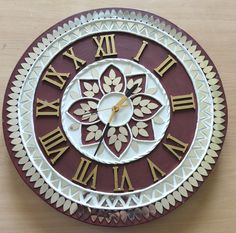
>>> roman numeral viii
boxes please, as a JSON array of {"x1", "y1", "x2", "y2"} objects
[
  {"x1": 93, "y1": 34, "x2": 117, "y2": 58},
  {"x1": 72, "y1": 157, "x2": 98, "y2": 190},
  {"x1": 39, "y1": 127, "x2": 69, "y2": 164}
]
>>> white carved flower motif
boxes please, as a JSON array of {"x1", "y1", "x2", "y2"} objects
[{"x1": 68, "y1": 65, "x2": 162, "y2": 159}]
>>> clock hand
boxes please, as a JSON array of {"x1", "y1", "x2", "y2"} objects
[
  {"x1": 114, "y1": 83, "x2": 139, "y2": 110},
  {"x1": 93, "y1": 83, "x2": 138, "y2": 156},
  {"x1": 81, "y1": 104, "x2": 128, "y2": 120},
  {"x1": 125, "y1": 83, "x2": 139, "y2": 98},
  {"x1": 93, "y1": 109, "x2": 117, "y2": 156}
]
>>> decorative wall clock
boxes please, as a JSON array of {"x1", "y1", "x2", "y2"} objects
[{"x1": 3, "y1": 8, "x2": 228, "y2": 226}]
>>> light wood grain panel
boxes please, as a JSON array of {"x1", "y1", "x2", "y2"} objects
[{"x1": 0, "y1": 0, "x2": 235, "y2": 232}]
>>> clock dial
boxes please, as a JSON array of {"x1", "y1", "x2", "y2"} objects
[{"x1": 3, "y1": 9, "x2": 227, "y2": 226}]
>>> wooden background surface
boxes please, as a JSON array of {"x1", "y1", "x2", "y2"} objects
[{"x1": 0, "y1": 0, "x2": 235, "y2": 232}]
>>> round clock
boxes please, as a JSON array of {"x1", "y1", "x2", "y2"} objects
[{"x1": 3, "y1": 8, "x2": 228, "y2": 226}]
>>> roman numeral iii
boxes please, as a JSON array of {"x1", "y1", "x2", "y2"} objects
[
  {"x1": 171, "y1": 93, "x2": 196, "y2": 112},
  {"x1": 154, "y1": 55, "x2": 177, "y2": 77},
  {"x1": 39, "y1": 127, "x2": 69, "y2": 164},
  {"x1": 72, "y1": 157, "x2": 98, "y2": 190},
  {"x1": 93, "y1": 34, "x2": 117, "y2": 58}
]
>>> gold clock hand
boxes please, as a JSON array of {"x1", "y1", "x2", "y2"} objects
[{"x1": 114, "y1": 83, "x2": 139, "y2": 110}]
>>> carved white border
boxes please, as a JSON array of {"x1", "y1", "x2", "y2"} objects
[{"x1": 5, "y1": 9, "x2": 226, "y2": 221}]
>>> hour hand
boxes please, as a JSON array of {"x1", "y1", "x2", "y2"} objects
[{"x1": 125, "y1": 83, "x2": 139, "y2": 97}]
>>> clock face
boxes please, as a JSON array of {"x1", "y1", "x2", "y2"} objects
[{"x1": 3, "y1": 8, "x2": 227, "y2": 226}]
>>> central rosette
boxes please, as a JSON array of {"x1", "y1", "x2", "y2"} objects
[
  {"x1": 62, "y1": 59, "x2": 170, "y2": 164},
  {"x1": 97, "y1": 93, "x2": 134, "y2": 127}
]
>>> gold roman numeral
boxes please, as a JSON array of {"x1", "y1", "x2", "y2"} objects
[
  {"x1": 36, "y1": 98, "x2": 60, "y2": 117},
  {"x1": 42, "y1": 65, "x2": 70, "y2": 89},
  {"x1": 39, "y1": 127, "x2": 69, "y2": 164},
  {"x1": 133, "y1": 40, "x2": 148, "y2": 62},
  {"x1": 113, "y1": 166, "x2": 134, "y2": 192},
  {"x1": 163, "y1": 134, "x2": 188, "y2": 160},
  {"x1": 72, "y1": 157, "x2": 98, "y2": 190},
  {"x1": 93, "y1": 34, "x2": 117, "y2": 58},
  {"x1": 63, "y1": 47, "x2": 86, "y2": 70},
  {"x1": 171, "y1": 93, "x2": 196, "y2": 112},
  {"x1": 154, "y1": 55, "x2": 177, "y2": 77},
  {"x1": 147, "y1": 158, "x2": 166, "y2": 182}
]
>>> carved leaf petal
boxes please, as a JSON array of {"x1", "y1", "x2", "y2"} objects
[
  {"x1": 70, "y1": 91, "x2": 80, "y2": 100},
  {"x1": 137, "y1": 122, "x2": 148, "y2": 129},
  {"x1": 74, "y1": 109, "x2": 84, "y2": 116},
  {"x1": 132, "y1": 126, "x2": 139, "y2": 137},
  {"x1": 97, "y1": 143, "x2": 105, "y2": 155},
  {"x1": 103, "y1": 84, "x2": 111, "y2": 93},
  {"x1": 134, "y1": 78, "x2": 142, "y2": 86},
  {"x1": 114, "y1": 83, "x2": 123, "y2": 92},
  {"x1": 104, "y1": 76, "x2": 112, "y2": 85},
  {"x1": 134, "y1": 108, "x2": 144, "y2": 117},
  {"x1": 118, "y1": 134, "x2": 127, "y2": 142},
  {"x1": 69, "y1": 123, "x2": 80, "y2": 131},
  {"x1": 115, "y1": 140, "x2": 122, "y2": 152},
  {"x1": 88, "y1": 101, "x2": 97, "y2": 109},
  {"x1": 127, "y1": 79, "x2": 133, "y2": 89},
  {"x1": 113, "y1": 77, "x2": 121, "y2": 85},
  {"x1": 146, "y1": 88, "x2": 157, "y2": 95},
  {"x1": 148, "y1": 103, "x2": 158, "y2": 109},
  {"x1": 140, "y1": 99, "x2": 150, "y2": 106},
  {"x1": 87, "y1": 125, "x2": 98, "y2": 132},
  {"x1": 92, "y1": 83, "x2": 99, "y2": 93},
  {"x1": 84, "y1": 91, "x2": 94, "y2": 97},
  {"x1": 141, "y1": 106, "x2": 152, "y2": 114},
  {"x1": 108, "y1": 127, "x2": 116, "y2": 137},
  {"x1": 139, "y1": 128, "x2": 149, "y2": 137},
  {"x1": 89, "y1": 114, "x2": 98, "y2": 122},
  {"x1": 109, "y1": 135, "x2": 117, "y2": 145},
  {"x1": 84, "y1": 82, "x2": 93, "y2": 91},
  {"x1": 109, "y1": 69, "x2": 116, "y2": 80},
  {"x1": 80, "y1": 103, "x2": 90, "y2": 111},
  {"x1": 86, "y1": 132, "x2": 95, "y2": 141},
  {"x1": 119, "y1": 126, "x2": 128, "y2": 136},
  {"x1": 131, "y1": 141, "x2": 139, "y2": 152},
  {"x1": 133, "y1": 96, "x2": 142, "y2": 106},
  {"x1": 95, "y1": 130, "x2": 102, "y2": 141},
  {"x1": 154, "y1": 116, "x2": 164, "y2": 124}
]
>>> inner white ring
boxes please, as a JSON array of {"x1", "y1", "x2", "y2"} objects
[{"x1": 61, "y1": 59, "x2": 170, "y2": 165}]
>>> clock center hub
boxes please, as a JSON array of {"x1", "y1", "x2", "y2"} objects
[{"x1": 97, "y1": 92, "x2": 133, "y2": 127}]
